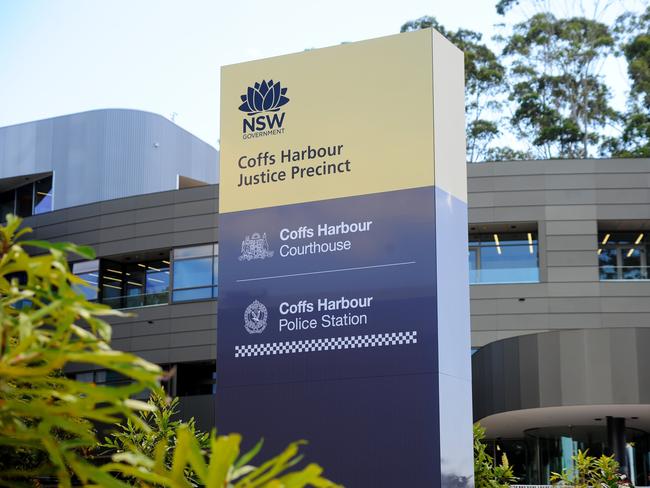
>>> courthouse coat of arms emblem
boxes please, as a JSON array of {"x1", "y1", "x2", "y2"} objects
[
  {"x1": 244, "y1": 300, "x2": 268, "y2": 334},
  {"x1": 239, "y1": 233, "x2": 274, "y2": 261}
]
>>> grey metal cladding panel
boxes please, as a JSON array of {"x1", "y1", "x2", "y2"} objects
[
  {"x1": 130, "y1": 334, "x2": 171, "y2": 351},
  {"x1": 169, "y1": 345, "x2": 216, "y2": 362},
  {"x1": 597, "y1": 205, "x2": 650, "y2": 220},
  {"x1": 547, "y1": 267, "x2": 599, "y2": 283},
  {"x1": 492, "y1": 206, "x2": 547, "y2": 222},
  {"x1": 502, "y1": 339, "x2": 522, "y2": 413},
  {"x1": 536, "y1": 332, "x2": 563, "y2": 407},
  {"x1": 98, "y1": 224, "x2": 137, "y2": 244},
  {"x1": 558, "y1": 330, "x2": 589, "y2": 405},
  {"x1": 135, "y1": 205, "x2": 175, "y2": 224},
  {"x1": 545, "y1": 205, "x2": 598, "y2": 220},
  {"x1": 599, "y1": 282, "x2": 650, "y2": 297},
  {"x1": 594, "y1": 172, "x2": 650, "y2": 189},
  {"x1": 610, "y1": 328, "x2": 640, "y2": 404},
  {"x1": 472, "y1": 328, "x2": 650, "y2": 419},
  {"x1": 518, "y1": 334, "x2": 540, "y2": 410},
  {"x1": 548, "y1": 297, "x2": 601, "y2": 314},
  {"x1": 174, "y1": 185, "x2": 218, "y2": 203},
  {"x1": 1, "y1": 110, "x2": 217, "y2": 211},
  {"x1": 600, "y1": 296, "x2": 650, "y2": 313},
  {"x1": 172, "y1": 214, "x2": 217, "y2": 233},
  {"x1": 546, "y1": 220, "x2": 598, "y2": 235},
  {"x1": 583, "y1": 329, "x2": 614, "y2": 404},
  {"x1": 546, "y1": 250, "x2": 598, "y2": 267},
  {"x1": 173, "y1": 228, "x2": 218, "y2": 247},
  {"x1": 169, "y1": 330, "x2": 216, "y2": 348},
  {"x1": 135, "y1": 220, "x2": 174, "y2": 238},
  {"x1": 636, "y1": 329, "x2": 650, "y2": 404},
  {"x1": 169, "y1": 301, "x2": 217, "y2": 318},
  {"x1": 546, "y1": 235, "x2": 596, "y2": 251},
  {"x1": 169, "y1": 315, "x2": 216, "y2": 333},
  {"x1": 173, "y1": 199, "x2": 218, "y2": 218}
]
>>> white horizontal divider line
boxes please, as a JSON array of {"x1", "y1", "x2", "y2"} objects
[{"x1": 235, "y1": 261, "x2": 417, "y2": 283}]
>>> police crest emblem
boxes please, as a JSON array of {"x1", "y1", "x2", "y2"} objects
[
  {"x1": 244, "y1": 300, "x2": 268, "y2": 334},
  {"x1": 239, "y1": 232, "x2": 274, "y2": 261}
]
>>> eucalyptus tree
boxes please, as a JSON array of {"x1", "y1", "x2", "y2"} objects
[
  {"x1": 503, "y1": 13, "x2": 617, "y2": 158},
  {"x1": 605, "y1": 6, "x2": 650, "y2": 156}
]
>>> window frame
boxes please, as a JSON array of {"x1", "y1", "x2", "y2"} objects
[{"x1": 171, "y1": 243, "x2": 219, "y2": 303}]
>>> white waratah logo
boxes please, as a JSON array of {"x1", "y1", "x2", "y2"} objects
[
  {"x1": 244, "y1": 300, "x2": 268, "y2": 334},
  {"x1": 239, "y1": 233, "x2": 274, "y2": 261}
]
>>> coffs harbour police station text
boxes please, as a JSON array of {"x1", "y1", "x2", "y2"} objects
[{"x1": 236, "y1": 144, "x2": 351, "y2": 188}]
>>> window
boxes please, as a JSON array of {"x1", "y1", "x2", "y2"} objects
[
  {"x1": 74, "y1": 369, "x2": 130, "y2": 386},
  {"x1": 34, "y1": 176, "x2": 53, "y2": 214},
  {"x1": 72, "y1": 259, "x2": 99, "y2": 301},
  {"x1": 598, "y1": 231, "x2": 648, "y2": 280},
  {"x1": 100, "y1": 259, "x2": 170, "y2": 309},
  {"x1": 0, "y1": 175, "x2": 53, "y2": 221},
  {"x1": 469, "y1": 230, "x2": 539, "y2": 284},
  {"x1": 172, "y1": 244, "x2": 218, "y2": 302}
]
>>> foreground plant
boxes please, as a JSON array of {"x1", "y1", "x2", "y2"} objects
[
  {"x1": 550, "y1": 449, "x2": 629, "y2": 488},
  {"x1": 0, "y1": 215, "x2": 339, "y2": 487},
  {"x1": 474, "y1": 423, "x2": 517, "y2": 488}
]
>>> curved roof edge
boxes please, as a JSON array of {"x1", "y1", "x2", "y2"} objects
[{"x1": 0, "y1": 108, "x2": 218, "y2": 151}]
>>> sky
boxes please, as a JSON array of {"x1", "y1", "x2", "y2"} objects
[{"x1": 0, "y1": 0, "x2": 643, "y2": 149}]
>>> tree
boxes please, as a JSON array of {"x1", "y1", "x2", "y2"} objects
[
  {"x1": 401, "y1": 17, "x2": 520, "y2": 162},
  {"x1": 605, "y1": 6, "x2": 650, "y2": 157},
  {"x1": 0, "y1": 215, "x2": 339, "y2": 487},
  {"x1": 503, "y1": 13, "x2": 617, "y2": 158}
]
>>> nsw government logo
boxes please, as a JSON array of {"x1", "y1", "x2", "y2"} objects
[
  {"x1": 239, "y1": 79, "x2": 289, "y2": 140},
  {"x1": 244, "y1": 300, "x2": 268, "y2": 334}
]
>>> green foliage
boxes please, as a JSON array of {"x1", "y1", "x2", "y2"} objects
[
  {"x1": 607, "y1": 6, "x2": 650, "y2": 157},
  {"x1": 474, "y1": 423, "x2": 517, "y2": 488},
  {"x1": 504, "y1": 12, "x2": 616, "y2": 158},
  {"x1": 0, "y1": 214, "x2": 164, "y2": 486},
  {"x1": 0, "y1": 215, "x2": 340, "y2": 488},
  {"x1": 550, "y1": 449, "x2": 629, "y2": 488},
  {"x1": 101, "y1": 391, "x2": 210, "y2": 485},
  {"x1": 401, "y1": 17, "x2": 513, "y2": 162}
]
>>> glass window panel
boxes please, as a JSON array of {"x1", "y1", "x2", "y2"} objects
[
  {"x1": 74, "y1": 272, "x2": 98, "y2": 301},
  {"x1": 73, "y1": 259, "x2": 99, "y2": 274},
  {"x1": 0, "y1": 190, "x2": 14, "y2": 221},
  {"x1": 213, "y1": 257, "x2": 218, "y2": 286},
  {"x1": 76, "y1": 372, "x2": 94, "y2": 383},
  {"x1": 212, "y1": 285, "x2": 219, "y2": 298},
  {"x1": 173, "y1": 257, "x2": 213, "y2": 289},
  {"x1": 173, "y1": 245, "x2": 213, "y2": 259},
  {"x1": 469, "y1": 248, "x2": 479, "y2": 284},
  {"x1": 145, "y1": 261, "x2": 169, "y2": 294},
  {"x1": 598, "y1": 248, "x2": 618, "y2": 280},
  {"x1": 16, "y1": 184, "x2": 33, "y2": 217},
  {"x1": 476, "y1": 244, "x2": 539, "y2": 283},
  {"x1": 34, "y1": 176, "x2": 53, "y2": 214},
  {"x1": 213, "y1": 243, "x2": 219, "y2": 256},
  {"x1": 621, "y1": 248, "x2": 646, "y2": 280},
  {"x1": 173, "y1": 287, "x2": 212, "y2": 302},
  {"x1": 95, "y1": 370, "x2": 107, "y2": 384}
]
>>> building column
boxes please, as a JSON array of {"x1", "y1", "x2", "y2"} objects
[{"x1": 607, "y1": 416, "x2": 627, "y2": 475}]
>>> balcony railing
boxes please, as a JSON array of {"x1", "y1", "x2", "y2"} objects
[
  {"x1": 101, "y1": 291, "x2": 169, "y2": 309},
  {"x1": 599, "y1": 265, "x2": 649, "y2": 281}
]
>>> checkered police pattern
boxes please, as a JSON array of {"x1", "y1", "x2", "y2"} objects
[{"x1": 234, "y1": 331, "x2": 417, "y2": 358}]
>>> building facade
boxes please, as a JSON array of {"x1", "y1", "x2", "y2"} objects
[{"x1": 2, "y1": 111, "x2": 649, "y2": 485}]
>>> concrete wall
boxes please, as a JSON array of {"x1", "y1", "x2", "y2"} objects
[
  {"x1": 468, "y1": 158, "x2": 650, "y2": 347},
  {"x1": 0, "y1": 109, "x2": 219, "y2": 210}
]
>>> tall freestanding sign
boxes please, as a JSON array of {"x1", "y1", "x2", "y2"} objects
[{"x1": 217, "y1": 29, "x2": 473, "y2": 487}]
